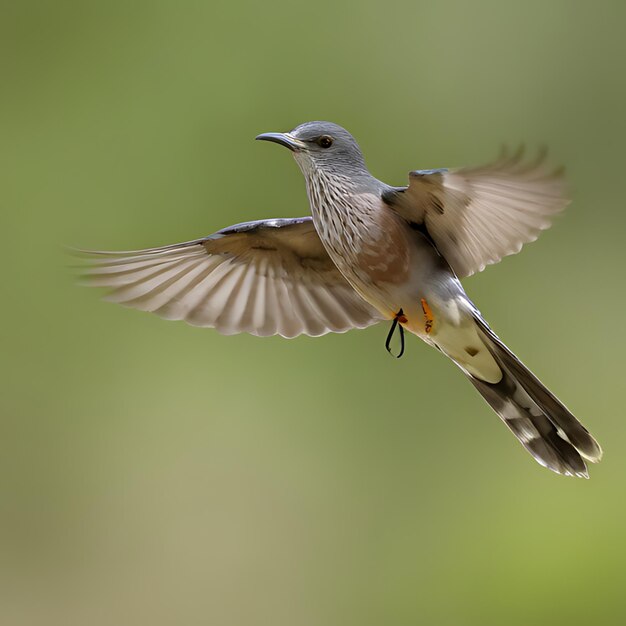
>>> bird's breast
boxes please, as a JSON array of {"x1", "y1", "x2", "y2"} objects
[
  {"x1": 353, "y1": 210, "x2": 411, "y2": 286},
  {"x1": 308, "y1": 187, "x2": 412, "y2": 314}
]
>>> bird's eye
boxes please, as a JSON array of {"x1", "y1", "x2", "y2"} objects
[{"x1": 318, "y1": 135, "x2": 333, "y2": 148}]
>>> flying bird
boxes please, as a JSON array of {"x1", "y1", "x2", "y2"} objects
[{"x1": 77, "y1": 121, "x2": 602, "y2": 477}]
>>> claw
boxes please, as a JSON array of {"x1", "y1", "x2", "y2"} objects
[{"x1": 385, "y1": 308, "x2": 406, "y2": 358}]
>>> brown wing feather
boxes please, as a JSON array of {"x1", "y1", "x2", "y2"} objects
[
  {"x1": 389, "y1": 149, "x2": 569, "y2": 277},
  {"x1": 75, "y1": 217, "x2": 383, "y2": 338}
]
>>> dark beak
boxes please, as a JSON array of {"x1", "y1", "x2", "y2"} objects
[{"x1": 255, "y1": 132, "x2": 305, "y2": 152}]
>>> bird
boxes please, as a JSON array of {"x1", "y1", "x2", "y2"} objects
[{"x1": 76, "y1": 121, "x2": 602, "y2": 478}]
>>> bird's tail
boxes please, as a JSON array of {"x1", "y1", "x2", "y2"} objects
[{"x1": 463, "y1": 315, "x2": 602, "y2": 477}]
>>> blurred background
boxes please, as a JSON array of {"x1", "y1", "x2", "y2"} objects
[{"x1": 2, "y1": 1, "x2": 626, "y2": 624}]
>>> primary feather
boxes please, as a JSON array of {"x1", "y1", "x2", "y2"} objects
[
  {"x1": 75, "y1": 217, "x2": 383, "y2": 338},
  {"x1": 389, "y1": 148, "x2": 569, "y2": 277}
]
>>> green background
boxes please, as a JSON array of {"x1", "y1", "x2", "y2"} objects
[{"x1": 2, "y1": 1, "x2": 626, "y2": 624}]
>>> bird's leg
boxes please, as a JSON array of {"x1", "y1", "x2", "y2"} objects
[
  {"x1": 420, "y1": 298, "x2": 434, "y2": 334},
  {"x1": 385, "y1": 308, "x2": 408, "y2": 358}
]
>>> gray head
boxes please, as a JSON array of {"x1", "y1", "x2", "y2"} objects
[{"x1": 256, "y1": 121, "x2": 369, "y2": 178}]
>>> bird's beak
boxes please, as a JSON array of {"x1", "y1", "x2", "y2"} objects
[{"x1": 255, "y1": 132, "x2": 305, "y2": 152}]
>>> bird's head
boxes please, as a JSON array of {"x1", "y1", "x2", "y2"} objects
[{"x1": 256, "y1": 121, "x2": 368, "y2": 178}]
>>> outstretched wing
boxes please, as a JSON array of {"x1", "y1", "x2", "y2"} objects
[
  {"x1": 385, "y1": 149, "x2": 569, "y2": 277},
  {"x1": 76, "y1": 217, "x2": 383, "y2": 338}
]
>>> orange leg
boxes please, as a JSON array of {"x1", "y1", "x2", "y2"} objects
[{"x1": 421, "y1": 298, "x2": 434, "y2": 334}]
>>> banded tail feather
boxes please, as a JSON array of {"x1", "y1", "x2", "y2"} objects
[{"x1": 465, "y1": 315, "x2": 602, "y2": 477}]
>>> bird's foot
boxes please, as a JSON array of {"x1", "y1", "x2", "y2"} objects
[
  {"x1": 421, "y1": 298, "x2": 434, "y2": 334},
  {"x1": 385, "y1": 308, "x2": 407, "y2": 358}
]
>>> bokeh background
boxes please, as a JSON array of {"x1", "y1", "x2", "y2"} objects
[{"x1": 2, "y1": 1, "x2": 626, "y2": 624}]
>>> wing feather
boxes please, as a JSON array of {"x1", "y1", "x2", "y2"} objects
[
  {"x1": 76, "y1": 217, "x2": 383, "y2": 338},
  {"x1": 388, "y1": 149, "x2": 569, "y2": 277}
]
